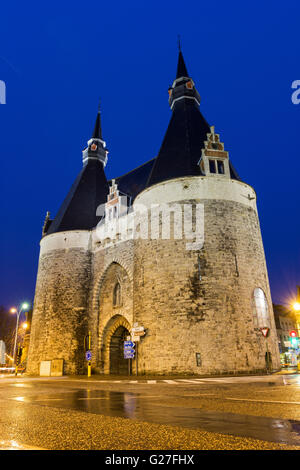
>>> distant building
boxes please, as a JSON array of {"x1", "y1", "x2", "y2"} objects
[{"x1": 273, "y1": 304, "x2": 298, "y2": 365}]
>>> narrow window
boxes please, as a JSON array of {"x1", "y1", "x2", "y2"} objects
[
  {"x1": 217, "y1": 160, "x2": 225, "y2": 174},
  {"x1": 252, "y1": 288, "x2": 270, "y2": 329},
  {"x1": 196, "y1": 353, "x2": 202, "y2": 366},
  {"x1": 209, "y1": 160, "x2": 216, "y2": 173},
  {"x1": 113, "y1": 282, "x2": 121, "y2": 306}
]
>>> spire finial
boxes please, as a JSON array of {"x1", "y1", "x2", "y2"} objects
[
  {"x1": 92, "y1": 102, "x2": 103, "y2": 140},
  {"x1": 178, "y1": 34, "x2": 181, "y2": 51}
]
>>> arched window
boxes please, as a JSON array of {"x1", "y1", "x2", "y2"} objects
[
  {"x1": 252, "y1": 288, "x2": 270, "y2": 329},
  {"x1": 113, "y1": 282, "x2": 121, "y2": 306}
]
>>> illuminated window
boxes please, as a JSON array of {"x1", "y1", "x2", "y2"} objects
[{"x1": 252, "y1": 288, "x2": 270, "y2": 329}]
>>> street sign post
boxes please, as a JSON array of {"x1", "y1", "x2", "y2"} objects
[
  {"x1": 260, "y1": 327, "x2": 270, "y2": 373},
  {"x1": 85, "y1": 332, "x2": 92, "y2": 377}
]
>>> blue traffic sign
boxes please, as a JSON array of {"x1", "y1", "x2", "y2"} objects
[
  {"x1": 124, "y1": 353, "x2": 135, "y2": 359},
  {"x1": 85, "y1": 350, "x2": 92, "y2": 361},
  {"x1": 124, "y1": 341, "x2": 135, "y2": 347}
]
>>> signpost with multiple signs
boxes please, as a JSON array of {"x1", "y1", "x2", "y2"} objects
[
  {"x1": 123, "y1": 324, "x2": 146, "y2": 376},
  {"x1": 124, "y1": 341, "x2": 135, "y2": 359}
]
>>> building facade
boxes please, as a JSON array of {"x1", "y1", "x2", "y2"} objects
[
  {"x1": 274, "y1": 304, "x2": 299, "y2": 366},
  {"x1": 27, "y1": 50, "x2": 281, "y2": 376}
]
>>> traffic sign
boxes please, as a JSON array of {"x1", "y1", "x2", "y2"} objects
[
  {"x1": 124, "y1": 347, "x2": 135, "y2": 353},
  {"x1": 85, "y1": 350, "x2": 92, "y2": 361},
  {"x1": 131, "y1": 335, "x2": 140, "y2": 342},
  {"x1": 124, "y1": 351, "x2": 135, "y2": 359},
  {"x1": 124, "y1": 341, "x2": 135, "y2": 348},
  {"x1": 131, "y1": 326, "x2": 144, "y2": 333},
  {"x1": 260, "y1": 327, "x2": 269, "y2": 338}
]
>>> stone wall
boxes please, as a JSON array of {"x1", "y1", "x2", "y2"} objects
[
  {"x1": 27, "y1": 233, "x2": 92, "y2": 375},
  {"x1": 27, "y1": 176, "x2": 280, "y2": 376},
  {"x1": 132, "y1": 177, "x2": 280, "y2": 374}
]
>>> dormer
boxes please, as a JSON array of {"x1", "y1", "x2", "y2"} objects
[
  {"x1": 198, "y1": 126, "x2": 230, "y2": 178},
  {"x1": 104, "y1": 179, "x2": 129, "y2": 221}
]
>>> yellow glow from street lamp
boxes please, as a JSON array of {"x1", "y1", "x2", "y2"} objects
[
  {"x1": 10, "y1": 308, "x2": 17, "y2": 314},
  {"x1": 293, "y1": 302, "x2": 300, "y2": 312},
  {"x1": 22, "y1": 322, "x2": 28, "y2": 330}
]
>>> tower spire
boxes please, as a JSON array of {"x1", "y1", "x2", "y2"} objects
[
  {"x1": 92, "y1": 102, "x2": 103, "y2": 140},
  {"x1": 82, "y1": 105, "x2": 108, "y2": 167},
  {"x1": 168, "y1": 48, "x2": 200, "y2": 111},
  {"x1": 176, "y1": 49, "x2": 189, "y2": 79}
]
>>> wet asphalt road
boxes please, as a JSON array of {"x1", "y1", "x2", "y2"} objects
[{"x1": 1, "y1": 372, "x2": 300, "y2": 450}]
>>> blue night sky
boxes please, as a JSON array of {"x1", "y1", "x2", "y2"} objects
[{"x1": 0, "y1": 1, "x2": 299, "y2": 310}]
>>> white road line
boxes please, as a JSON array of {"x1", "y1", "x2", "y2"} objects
[
  {"x1": 147, "y1": 380, "x2": 157, "y2": 384},
  {"x1": 163, "y1": 380, "x2": 177, "y2": 384},
  {"x1": 177, "y1": 379, "x2": 204, "y2": 383}
]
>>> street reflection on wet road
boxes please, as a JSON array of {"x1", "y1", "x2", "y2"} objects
[{"x1": 12, "y1": 388, "x2": 300, "y2": 446}]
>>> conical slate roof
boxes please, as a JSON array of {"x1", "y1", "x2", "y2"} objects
[
  {"x1": 46, "y1": 159, "x2": 109, "y2": 234},
  {"x1": 176, "y1": 50, "x2": 189, "y2": 78},
  {"x1": 146, "y1": 99, "x2": 211, "y2": 187},
  {"x1": 146, "y1": 49, "x2": 211, "y2": 188},
  {"x1": 92, "y1": 110, "x2": 103, "y2": 139}
]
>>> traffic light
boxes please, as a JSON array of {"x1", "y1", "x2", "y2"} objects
[{"x1": 290, "y1": 331, "x2": 298, "y2": 347}]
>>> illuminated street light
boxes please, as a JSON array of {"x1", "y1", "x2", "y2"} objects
[
  {"x1": 293, "y1": 302, "x2": 300, "y2": 312},
  {"x1": 10, "y1": 303, "x2": 30, "y2": 365},
  {"x1": 22, "y1": 322, "x2": 28, "y2": 330}
]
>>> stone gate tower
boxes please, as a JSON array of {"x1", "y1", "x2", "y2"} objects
[{"x1": 27, "y1": 49, "x2": 280, "y2": 376}]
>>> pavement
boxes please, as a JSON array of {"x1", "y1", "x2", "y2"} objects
[{"x1": 1, "y1": 371, "x2": 300, "y2": 450}]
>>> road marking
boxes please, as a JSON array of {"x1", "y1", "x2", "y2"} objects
[
  {"x1": 226, "y1": 397, "x2": 300, "y2": 405},
  {"x1": 147, "y1": 380, "x2": 157, "y2": 384},
  {"x1": 177, "y1": 379, "x2": 205, "y2": 383},
  {"x1": 163, "y1": 380, "x2": 177, "y2": 384}
]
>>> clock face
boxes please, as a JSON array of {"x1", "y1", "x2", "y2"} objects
[{"x1": 91, "y1": 143, "x2": 97, "y2": 151}]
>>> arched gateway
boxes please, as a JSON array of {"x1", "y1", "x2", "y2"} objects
[{"x1": 102, "y1": 315, "x2": 132, "y2": 375}]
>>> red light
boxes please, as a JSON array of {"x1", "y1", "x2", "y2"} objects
[{"x1": 290, "y1": 330, "x2": 297, "y2": 337}]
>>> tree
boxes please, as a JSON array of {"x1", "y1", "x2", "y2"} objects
[{"x1": 0, "y1": 306, "x2": 16, "y2": 357}]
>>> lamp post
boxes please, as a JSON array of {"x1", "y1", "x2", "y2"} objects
[{"x1": 10, "y1": 303, "x2": 29, "y2": 365}]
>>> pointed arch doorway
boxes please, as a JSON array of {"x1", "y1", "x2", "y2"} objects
[
  {"x1": 103, "y1": 316, "x2": 132, "y2": 375},
  {"x1": 110, "y1": 325, "x2": 130, "y2": 375}
]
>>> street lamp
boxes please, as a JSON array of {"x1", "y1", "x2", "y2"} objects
[
  {"x1": 293, "y1": 302, "x2": 300, "y2": 313},
  {"x1": 10, "y1": 303, "x2": 30, "y2": 365}
]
